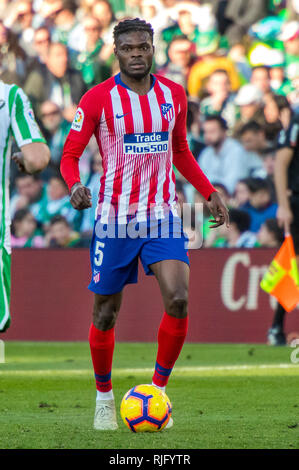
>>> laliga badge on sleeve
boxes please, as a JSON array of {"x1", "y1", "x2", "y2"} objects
[{"x1": 71, "y1": 107, "x2": 84, "y2": 131}]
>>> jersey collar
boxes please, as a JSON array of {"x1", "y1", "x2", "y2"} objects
[{"x1": 114, "y1": 73, "x2": 156, "y2": 92}]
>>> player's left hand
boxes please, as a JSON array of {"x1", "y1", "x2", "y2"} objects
[
  {"x1": 207, "y1": 191, "x2": 230, "y2": 229},
  {"x1": 12, "y1": 152, "x2": 26, "y2": 173}
]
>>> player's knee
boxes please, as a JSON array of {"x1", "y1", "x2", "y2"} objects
[
  {"x1": 93, "y1": 310, "x2": 117, "y2": 331},
  {"x1": 167, "y1": 295, "x2": 188, "y2": 318},
  {"x1": 92, "y1": 302, "x2": 118, "y2": 331}
]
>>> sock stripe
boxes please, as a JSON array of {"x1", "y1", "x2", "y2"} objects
[
  {"x1": 155, "y1": 362, "x2": 172, "y2": 377},
  {"x1": 95, "y1": 372, "x2": 111, "y2": 382}
]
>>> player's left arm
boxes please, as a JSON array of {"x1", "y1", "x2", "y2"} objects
[
  {"x1": 172, "y1": 87, "x2": 229, "y2": 228},
  {"x1": 10, "y1": 87, "x2": 50, "y2": 173}
]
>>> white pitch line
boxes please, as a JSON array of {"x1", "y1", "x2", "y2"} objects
[
  {"x1": 0, "y1": 363, "x2": 298, "y2": 376},
  {"x1": 117, "y1": 363, "x2": 299, "y2": 374}
]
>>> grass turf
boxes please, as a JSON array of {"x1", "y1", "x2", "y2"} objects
[{"x1": 0, "y1": 342, "x2": 298, "y2": 449}]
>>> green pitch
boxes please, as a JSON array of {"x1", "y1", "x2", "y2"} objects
[{"x1": 0, "y1": 342, "x2": 298, "y2": 449}]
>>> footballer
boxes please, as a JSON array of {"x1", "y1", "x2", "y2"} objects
[{"x1": 60, "y1": 18, "x2": 229, "y2": 430}]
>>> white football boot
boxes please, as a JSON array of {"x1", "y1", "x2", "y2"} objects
[
  {"x1": 94, "y1": 399, "x2": 118, "y2": 430},
  {"x1": 165, "y1": 416, "x2": 173, "y2": 429}
]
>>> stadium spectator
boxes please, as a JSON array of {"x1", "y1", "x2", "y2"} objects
[
  {"x1": 278, "y1": 20, "x2": 299, "y2": 84},
  {"x1": 91, "y1": 0, "x2": 117, "y2": 61},
  {"x1": 46, "y1": 214, "x2": 81, "y2": 247},
  {"x1": 70, "y1": 15, "x2": 111, "y2": 89},
  {"x1": 29, "y1": 26, "x2": 51, "y2": 74},
  {"x1": 24, "y1": 41, "x2": 87, "y2": 121},
  {"x1": 239, "y1": 121, "x2": 270, "y2": 156},
  {"x1": 199, "y1": 68, "x2": 240, "y2": 130},
  {"x1": 257, "y1": 218, "x2": 284, "y2": 247},
  {"x1": 217, "y1": 208, "x2": 257, "y2": 248},
  {"x1": 11, "y1": 208, "x2": 44, "y2": 248},
  {"x1": 234, "y1": 84, "x2": 266, "y2": 136},
  {"x1": 232, "y1": 179, "x2": 250, "y2": 208},
  {"x1": 158, "y1": 35, "x2": 195, "y2": 89},
  {"x1": 222, "y1": 0, "x2": 268, "y2": 45},
  {"x1": 267, "y1": 49, "x2": 293, "y2": 96},
  {"x1": 241, "y1": 177, "x2": 278, "y2": 233},
  {"x1": 239, "y1": 121, "x2": 277, "y2": 197},
  {"x1": 199, "y1": 116, "x2": 264, "y2": 194},
  {"x1": 4, "y1": 0, "x2": 36, "y2": 57},
  {"x1": 50, "y1": 0, "x2": 81, "y2": 50},
  {"x1": 39, "y1": 100, "x2": 71, "y2": 174},
  {"x1": 10, "y1": 173, "x2": 46, "y2": 220},
  {"x1": 250, "y1": 66, "x2": 271, "y2": 94},
  {"x1": 0, "y1": 20, "x2": 26, "y2": 85},
  {"x1": 187, "y1": 37, "x2": 241, "y2": 99},
  {"x1": 43, "y1": 176, "x2": 77, "y2": 226},
  {"x1": 228, "y1": 42, "x2": 252, "y2": 82}
]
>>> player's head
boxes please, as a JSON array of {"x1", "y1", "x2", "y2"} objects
[{"x1": 113, "y1": 18, "x2": 154, "y2": 80}]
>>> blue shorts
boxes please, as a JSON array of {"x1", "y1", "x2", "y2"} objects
[{"x1": 88, "y1": 213, "x2": 189, "y2": 295}]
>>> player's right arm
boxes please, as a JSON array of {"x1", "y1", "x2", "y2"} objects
[{"x1": 60, "y1": 89, "x2": 100, "y2": 210}]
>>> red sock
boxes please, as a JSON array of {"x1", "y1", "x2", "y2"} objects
[
  {"x1": 88, "y1": 323, "x2": 115, "y2": 392},
  {"x1": 152, "y1": 312, "x2": 188, "y2": 388}
]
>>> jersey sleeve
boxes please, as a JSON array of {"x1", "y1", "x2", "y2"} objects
[
  {"x1": 277, "y1": 117, "x2": 299, "y2": 151},
  {"x1": 172, "y1": 87, "x2": 216, "y2": 200},
  {"x1": 10, "y1": 86, "x2": 46, "y2": 147},
  {"x1": 60, "y1": 88, "x2": 101, "y2": 191}
]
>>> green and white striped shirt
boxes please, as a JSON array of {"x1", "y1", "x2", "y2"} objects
[{"x1": 0, "y1": 80, "x2": 46, "y2": 254}]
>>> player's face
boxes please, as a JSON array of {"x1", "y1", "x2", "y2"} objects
[{"x1": 115, "y1": 31, "x2": 154, "y2": 80}]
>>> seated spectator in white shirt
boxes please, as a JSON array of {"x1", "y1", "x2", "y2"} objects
[{"x1": 199, "y1": 115, "x2": 265, "y2": 195}]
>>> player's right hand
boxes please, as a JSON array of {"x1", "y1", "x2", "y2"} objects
[{"x1": 70, "y1": 183, "x2": 92, "y2": 210}]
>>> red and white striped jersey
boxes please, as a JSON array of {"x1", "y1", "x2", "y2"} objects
[{"x1": 63, "y1": 73, "x2": 194, "y2": 222}]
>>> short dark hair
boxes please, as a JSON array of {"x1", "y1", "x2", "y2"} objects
[
  {"x1": 11, "y1": 209, "x2": 36, "y2": 235},
  {"x1": 263, "y1": 218, "x2": 284, "y2": 244},
  {"x1": 247, "y1": 177, "x2": 271, "y2": 194},
  {"x1": 204, "y1": 115, "x2": 228, "y2": 130},
  {"x1": 49, "y1": 215, "x2": 70, "y2": 227},
  {"x1": 229, "y1": 209, "x2": 251, "y2": 233},
  {"x1": 113, "y1": 18, "x2": 154, "y2": 45},
  {"x1": 239, "y1": 121, "x2": 264, "y2": 136}
]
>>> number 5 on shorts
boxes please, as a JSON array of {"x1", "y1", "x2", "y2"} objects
[{"x1": 94, "y1": 241, "x2": 105, "y2": 266}]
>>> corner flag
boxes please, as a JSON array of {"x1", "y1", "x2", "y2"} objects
[{"x1": 260, "y1": 234, "x2": 299, "y2": 312}]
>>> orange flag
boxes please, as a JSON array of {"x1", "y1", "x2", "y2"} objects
[{"x1": 260, "y1": 234, "x2": 299, "y2": 312}]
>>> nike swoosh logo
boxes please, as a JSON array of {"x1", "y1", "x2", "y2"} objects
[
  {"x1": 116, "y1": 112, "x2": 129, "y2": 119},
  {"x1": 0, "y1": 100, "x2": 5, "y2": 110}
]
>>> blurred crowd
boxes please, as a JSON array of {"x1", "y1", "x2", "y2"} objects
[{"x1": 1, "y1": 0, "x2": 298, "y2": 249}]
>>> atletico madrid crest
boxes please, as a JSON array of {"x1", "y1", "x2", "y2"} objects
[{"x1": 160, "y1": 103, "x2": 174, "y2": 122}]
